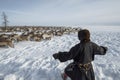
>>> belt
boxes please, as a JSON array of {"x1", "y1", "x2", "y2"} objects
[{"x1": 78, "y1": 62, "x2": 91, "y2": 71}]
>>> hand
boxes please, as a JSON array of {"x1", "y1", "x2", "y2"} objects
[
  {"x1": 53, "y1": 53, "x2": 59, "y2": 59},
  {"x1": 101, "y1": 46, "x2": 108, "y2": 53}
]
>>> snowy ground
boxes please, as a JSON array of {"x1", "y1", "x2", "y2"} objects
[{"x1": 0, "y1": 31, "x2": 120, "y2": 80}]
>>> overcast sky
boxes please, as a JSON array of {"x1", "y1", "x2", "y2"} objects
[{"x1": 0, "y1": 0, "x2": 120, "y2": 26}]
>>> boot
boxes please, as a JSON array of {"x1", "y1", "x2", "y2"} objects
[{"x1": 61, "y1": 73, "x2": 67, "y2": 80}]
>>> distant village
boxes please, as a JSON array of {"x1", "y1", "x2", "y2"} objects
[{"x1": 0, "y1": 26, "x2": 81, "y2": 48}]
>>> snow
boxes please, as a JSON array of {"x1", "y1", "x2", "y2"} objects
[
  {"x1": 80, "y1": 25, "x2": 120, "y2": 32},
  {"x1": 0, "y1": 31, "x2": 120, "y2": 80}
]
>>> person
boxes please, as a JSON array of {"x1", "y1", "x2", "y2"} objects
[{"x1": 53, "y1": 29, "x2": 108, "y2": 80}]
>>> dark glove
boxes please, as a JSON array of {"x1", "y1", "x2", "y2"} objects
[
  {"x1": 101, "y1": 46, "x2": 108, "y2": 53},
  {"x1": 53, "y1": 53, "x2": 59, "y2": 59}
]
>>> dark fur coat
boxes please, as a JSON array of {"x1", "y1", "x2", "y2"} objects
[{"x1": 53, "y1": 41, "x2": 107, "y2": 80}]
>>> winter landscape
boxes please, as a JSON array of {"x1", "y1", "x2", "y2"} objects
[
  {"x1": 0, "y1": 26, "x2": 120, "y2": 80},
  {"x1": 0, "y1": 0, "x2": 120, "y2": 80}
]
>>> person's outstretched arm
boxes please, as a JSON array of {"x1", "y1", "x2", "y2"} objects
[
  {"x1": 53, "y1": 44, "x2": 80, "y2": 62},
  {"x1": 92, "y1": 42, "x2": 108, "y2": 55}
]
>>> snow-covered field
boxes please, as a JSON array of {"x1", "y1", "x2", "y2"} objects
[{"x1": 0, "y1": 31, "x2": 120, "y2": 80}]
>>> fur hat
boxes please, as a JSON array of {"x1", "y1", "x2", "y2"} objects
[{"x1": 78, "y1": 29, "x2": 90, "y2": 42}]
